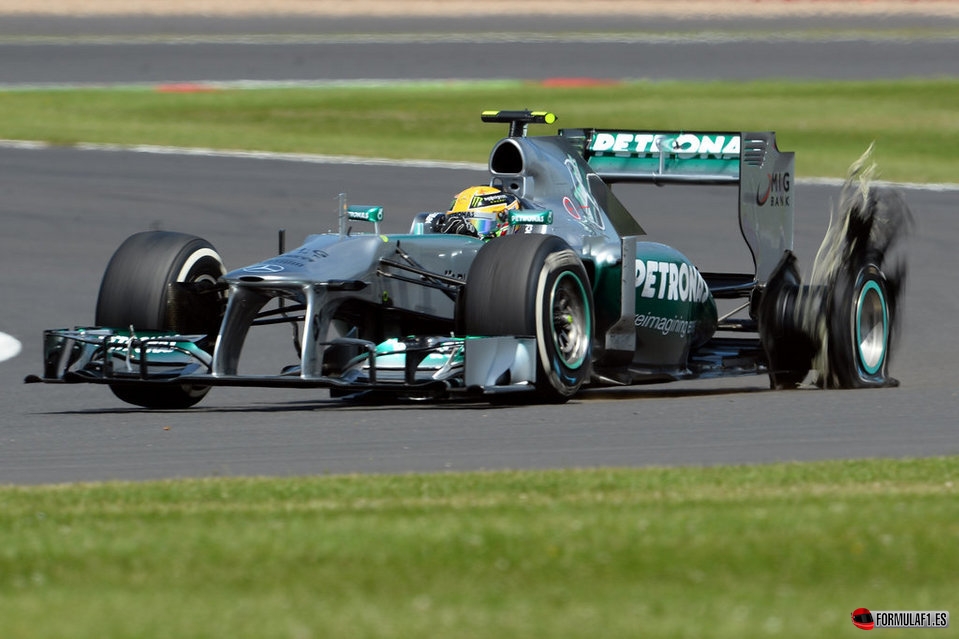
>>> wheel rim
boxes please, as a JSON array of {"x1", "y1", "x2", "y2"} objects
[
  {"x1": 550, "y1": 271, "x2": 591, "y2": 369},
  {"x1": 855, "y1": 280, "x2": 888, "y2": 375}
]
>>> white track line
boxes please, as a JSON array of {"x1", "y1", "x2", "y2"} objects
[
  {"x1": 1, "y1": 138, "x2": 955, "y2": 191},
  {"x1": 0, "y1": 138, "x2": 487, "y2": 171},
  {"x1": 0, "y1": 78, "x2": 523, "y2": 91}
]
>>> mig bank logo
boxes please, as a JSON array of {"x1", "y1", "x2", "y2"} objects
[{"x1": 756, "y1": 171, "x2": 791, "y2": 207}]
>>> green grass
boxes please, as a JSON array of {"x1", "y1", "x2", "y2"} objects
[
  {"x1": 1, "y1": 456, "x2": 956, "y2": 638},
  {"x1": 2, "y1": 78, "x2": 959, "y2": 182}
]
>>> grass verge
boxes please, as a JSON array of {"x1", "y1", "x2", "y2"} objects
[
  {"x1": 0, "y1": 456, "x2": 956, "y2": 638},
  {"x1": 1, "y1": 78, "x2": 958, "y2": 183}
]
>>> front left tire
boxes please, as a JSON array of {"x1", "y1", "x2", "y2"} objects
[{"x1": 95, "y1": 231, "x2": 226, "y2": 408}]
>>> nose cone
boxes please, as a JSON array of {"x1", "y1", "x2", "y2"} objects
[
  {"x1": 224, "y1": 234, "x2": 387, "y2": 285},
  {"x1": 226, "y1": 258, "x2": 308, "y2": 284}
]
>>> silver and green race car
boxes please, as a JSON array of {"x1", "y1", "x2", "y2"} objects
[{"x1": 26, "y1": 110, "x2": 910, "y2": 408}]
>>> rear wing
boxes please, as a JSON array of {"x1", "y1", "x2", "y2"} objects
[
  {"x1": 565, "y1": 129, "x2": 741, "y2": 185},
  {"x1": 560, "y1": 128, "x2": 795, "y2": 284}
]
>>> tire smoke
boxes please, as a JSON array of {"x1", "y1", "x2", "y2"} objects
[{"x1": 796, "y1": 145, "x2": 913, "y2": 387}]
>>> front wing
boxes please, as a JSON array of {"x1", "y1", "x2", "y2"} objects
[{"x1": 25, "y1": 328, "x2": 539, "y2": 398}]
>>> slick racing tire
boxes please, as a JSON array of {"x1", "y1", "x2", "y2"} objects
[
  {"x1": 460, "y1": 234, "x2": 593, "y2": 402},
  {"x1": 95, "y1": 231, "x2": 226, "y2": 409},
  {"x1": 757, "y1": 252, "x2": 816, "y2": 391},
  {"x1": 822, "y1": 258, "x2": 894, "y2": 389}
]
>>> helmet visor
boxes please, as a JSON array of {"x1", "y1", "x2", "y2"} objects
[{"x1": 467, "y1": 215, "x2": 499, "y2": 237}]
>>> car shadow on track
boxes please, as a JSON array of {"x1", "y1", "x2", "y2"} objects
[{"x1": 35, "y1": 381, "x2": 790, "y2": 415}]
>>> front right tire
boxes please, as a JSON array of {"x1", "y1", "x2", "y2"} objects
[{"x1": 459, "y1": 234, "x2": 593, "y2": 402}]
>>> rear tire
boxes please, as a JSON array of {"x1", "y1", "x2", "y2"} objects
[
  {"x1": 95, "y1": 231, "x2": 226, "y2": 408},
  {"x1": 460, "y1": 234, "x2": 593, "y2": 402},
  {"x1": 822, "y1": 260, "x2": 894, "y2": 388},
  {"x1": 758, "y1": 252, "x2": 816, "y2": 390}
]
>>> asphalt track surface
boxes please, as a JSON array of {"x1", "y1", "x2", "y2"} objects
[
  {"x1": 3, "y1": 14, "x2": 959, "y2": 85},
  {"x1": 2, "y1": 15, "x2": 957, "y2": 484}
]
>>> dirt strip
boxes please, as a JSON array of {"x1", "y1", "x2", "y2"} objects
[{"x1": 2, "y1": 1, "x2": 958, "y2": 18}]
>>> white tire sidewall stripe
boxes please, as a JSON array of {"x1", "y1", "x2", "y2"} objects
[{"x1": 176, "y1": 248, "x2": 225, "y2": 282}]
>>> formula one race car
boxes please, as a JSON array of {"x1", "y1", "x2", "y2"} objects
[{"x1": 26, "y1": 110, "x2": 910, "y2": 408}]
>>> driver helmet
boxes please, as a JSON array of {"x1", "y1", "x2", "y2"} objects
[{"x1": 447, "y1": 186, "x2": 519, "y2": 238}]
